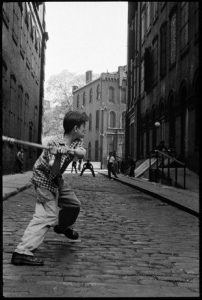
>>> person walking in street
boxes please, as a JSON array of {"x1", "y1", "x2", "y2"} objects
[
  {"x1": 78, "y1": 158, "x2": 82, "y2": 171},
  {"x1": 11, "y1": 111, "x2": 88, "y2": 266},
  {"x1": 71, "y1": 157, "x2": 78, "y2": 173},
  {"x1": 129, "y1": 158, "x2": 136, "y2": 177},
  {"x1": 16, "y1": 148, "x2": 24, "y2": 173},
  {"x1": 80, "y1": 159, "x2": 95, "y2": 177},
  {"x1": 107, "y1": 152, "x2": 118, "y2": 179}
]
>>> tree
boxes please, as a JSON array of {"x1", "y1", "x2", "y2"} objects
[{"x1": 42, "y1": 69, "x2": 99, "y2": 139}]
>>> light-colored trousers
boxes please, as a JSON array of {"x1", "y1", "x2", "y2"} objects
[{"x1": 15, "y1": 187, "x2": 60, "y2": 256}]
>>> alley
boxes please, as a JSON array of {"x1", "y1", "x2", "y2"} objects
[{"x1": 3, "y1": 174, "x2": 199, "y2": 297}]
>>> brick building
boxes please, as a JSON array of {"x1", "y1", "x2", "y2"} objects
[
  {"x1": 72, "y1": 67, "x2": 127, "y2": 168},
  {"x1": 126, "y1": 2, "x2": 199, "y2": 173},
  {"x1": 2, "y1": 2, "x2": 48, "y2": 174}
]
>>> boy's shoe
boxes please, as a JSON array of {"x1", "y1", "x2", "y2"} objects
[
  {"x1": 64, "y1": 228, "x2": 79, "y2": 240},
  {"x1": 54, "y1": 225, "x2": 79, "y2": 240},
  {"x1": 11, "y1": 252, "x2": 44, "y2": 266}
]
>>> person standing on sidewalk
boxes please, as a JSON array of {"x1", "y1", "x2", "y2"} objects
[
  {"x1": 107, "y1": 152, "x2": 118, "y2": 180},
  {"x1": 71, "y1": 157, "x2": 78, "y2": 173},
  {"x1": 16, "y1": 148, "x2": 24, "y2": 173},
  {"x1": 80, "y1": 160, "x2": 95, "y2": 177},
  {"x1": 11, "y1": 111, "x2": 88, "y2": 266}
]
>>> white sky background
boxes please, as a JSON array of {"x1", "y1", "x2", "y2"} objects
[{"x1": 45, "y1": 2, "x2": 128, "y2": 80}]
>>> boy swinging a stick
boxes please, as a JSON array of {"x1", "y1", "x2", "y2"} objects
[{"x1": 11, "y1": 111, "x2": 88, "y2": 266}]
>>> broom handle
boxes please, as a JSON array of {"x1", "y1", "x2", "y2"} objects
[{"x1": 2, "y1": 135, "x2": 50, "y2": 150}]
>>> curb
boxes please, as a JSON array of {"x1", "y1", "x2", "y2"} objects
[
  {"x1": 3, "y1": 183, "x2": 32, "y2": 201},
  {"x1": 99, "y1": 172, "x2": 199, "y2": 218}
]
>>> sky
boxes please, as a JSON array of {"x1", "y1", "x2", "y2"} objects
[{"x1": 44, "y1": 2, "x2": 128, "y2": 80}]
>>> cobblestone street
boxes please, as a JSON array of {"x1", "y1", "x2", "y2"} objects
[{"x1": 3, "y1": 174, "x2": 199, "y2": 297}]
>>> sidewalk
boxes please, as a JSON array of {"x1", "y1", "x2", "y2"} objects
[
  {"x1": 2, "y1": 171, "x2": 33, "y2": 200},
  {"x1": 99, "y1": 170, "x2": 199, "y2": 217},
  {"x1": 2, "y1": 170, "x2": 199, "y2": 216}
]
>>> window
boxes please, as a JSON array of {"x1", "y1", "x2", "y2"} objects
[
  {"x1": 12, "y1": 3, "x2": 19, "y2": 45},
  {"x1": 194, "y1": 2, "x2": 198, "y2": 41},
  {"x1": 3, "y1": 2, "x2": 10, "y2": 27},
  {"x1": 109, "y1": 111, "x2": 116, "y2": 128},
  {"x1": 160, "y1": 23, "x2": 167, "y2": 78},
  {"x1": 141, "y1": 8, "x2": 146, "y2": 43},
  {"x1": 121, "y1": 88, "x2": 126, "y2": 103},
  {"x1": 89, "y1": 88, "x2": 93, "y2": 103},
  {"x1": 180, "y1": 2, "x2": 189, "y2": 51},
  {"x1": 76, "y1": 94, "x2": 79, "y2": 108},
  {"x1": 152, "y1": 36, "x2": 158, "y2": 83},
  {"x1": 95, "y1": 140, "x2": 99, "y2": 161},
  {"x1": 170, "y1": 11, "x2": 177, "y2": 66},
  {"x1": 20, "y1": 8, "x2": 26, "y2": 58},
  {"x1": 122, "y1": 112, "x2": 126, "y2": 129},
  {"x1": 83, "y1": 92, "x2": 86, "y2": 106},
  {"x1": 96, "y1": 110, "x2": 99, "y2": 130},
  {"x1": 109, "y1": 86, "x2": 115, "y2": 102},
  {"x1": 160, "y1": 2, "x2": 166, "y2": 11},
  {"x1": 89, "y1": 113, "x2": 92, "y2": 131},
  {"x1": 96, "y1": 84, "x2": 100, "y2": 100},
  {"x1": 24, "y1": 4, "x2": 29, "y2": 29},
  {"x1": 144, "y1": 47, "x2": 152, "y2": 93},
  {"x1": 17, "y1": 85, "x2": 23, "y2": 138},
  {"x1": 146, "y1": 2, "x2": 151, "y2": 32},
  {"x1": 88, "y1": 142, "x2": 91, "y2": 160},
  {"x1": 140, "y1": 59, "x2": 145, "y2": 94},
  {"x1": 10, "y1": 74, "x2": 17, "y2": 136},
  {"x1": 152, "y1": 2, "x2": 158, "y2": 22}
]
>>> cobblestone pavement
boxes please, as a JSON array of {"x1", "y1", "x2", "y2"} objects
[{"x1": 3, "y1": 174, "x2": 199, "y2": 297}]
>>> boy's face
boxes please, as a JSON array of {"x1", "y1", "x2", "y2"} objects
[{"x1": 74, "y1": 123, "x2": 86, "y2": 140}]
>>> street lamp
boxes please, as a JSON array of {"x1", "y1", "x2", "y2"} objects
[{"x1": 154, "y1": 121, "x2": 160, "y2": 128}]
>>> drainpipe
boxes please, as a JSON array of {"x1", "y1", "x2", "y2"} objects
[{"x1": 38, "y1": 28, "x2": 48, "y2": 156}]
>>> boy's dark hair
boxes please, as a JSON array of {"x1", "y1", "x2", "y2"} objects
[{"x1": 63, "y1": 110, "x2": 89, "y2": 134}]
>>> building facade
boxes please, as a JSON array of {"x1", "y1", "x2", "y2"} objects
[
  {"x1": 72, "y1": 67, "x2": 127, "y2": 168},
  {"x1": 2, "y1": 2, "x2": 48, "y2": 174},
  {"x1": 126, "y1": 2, "x2": 199, "y2": 173}
]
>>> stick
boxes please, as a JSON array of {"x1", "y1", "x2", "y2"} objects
[{"x1": 2, "y1": 135, "x2": 49, "y2": 150}]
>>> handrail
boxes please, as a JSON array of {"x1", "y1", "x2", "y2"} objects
[
  {"x1": 152, "y1": 150, "x2": 185, "y2": 167},
  {"x1": 149, "y1": 149, "x2": 186, "y2": 189}
]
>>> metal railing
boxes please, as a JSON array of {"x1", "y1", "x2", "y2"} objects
[{"x1": 149, "y1": 150, "x2": 186, "y2": 189}]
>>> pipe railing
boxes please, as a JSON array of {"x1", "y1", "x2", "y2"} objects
[{"x1": 149, "y1": 149, "x2": 186, "y2": 189}]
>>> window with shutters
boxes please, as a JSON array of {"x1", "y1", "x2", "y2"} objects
[
  {"x1": 121, "y1": 88, "x2": 126, "y2": 103},
  {"x1": 3, "y1": 2, "x2": 10, "y2": 28},
  {"x1": 122, "y1": 112, "x2": 126, "y2": 129},
  {"x1": 146, "y1": 2, "x2": 151, "y2": 33},
  {"x1": 140, "y1": 60, "x2": 145, "y2": 94},
  {"x1": 17, "y1": 85, "x2": 23, "y2": 138},
  {"x1": 96, "y1": 84, "x2": 101, "y2": 100},
  {"x1": 160, "y1": 23, "x2": 167, "y2": 78},
  {"x1": 109, "y1": 111, "x2": 116, "y2": 128},
  {"x1": 12, "y1": 3, "x2": 19, "y2": 45},
  {"x1": 83, "y1": 92, "x2": 86, "y2": 106},
  {"x1": 144, "y1": 47, "x2": 152, "y2": 93},
  {"x1": 152, "y1": 2, "x2": 158, "y2": 23},
  {"x1": 152, "y1": 36, "x2": 158, "y2": 84},
  {"x1": 141, "y1": 8, "x2": 146, "y2": 44},
  {"x1": 76, "y1": 94, "x2": 79, "y2": 108},
  {"x1": 169, "y1": 11, "x2": 177, "y2": 67},
  {"x1": 95, "y1": 140, "x2": 99, "y2": 161},
  {"x1": 89, "y1": 113, "x2": 92, "y2": 131},
  {"x1": 109, "y1": 86, "x2": 115, "y2": 103},
  {"x1": 89, "y1": 88, "x2": 93, "y2": 103},
  {"x1": 96, "y1": 110, "x2": 99, "y2": 130},
  {"x1": 88, "y1": 142, "x2": 91, "y2": 160},
  {"x1": 180, "y1": 2, "x2": 189, "y2": 51}
]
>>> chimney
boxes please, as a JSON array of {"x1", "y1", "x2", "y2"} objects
[
  {"x1": 72, "y1": 85, "x2": 78, "y2": 93},
  {"x1": 86, "y1": 70, "x2": 92, "y2": 84}
]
